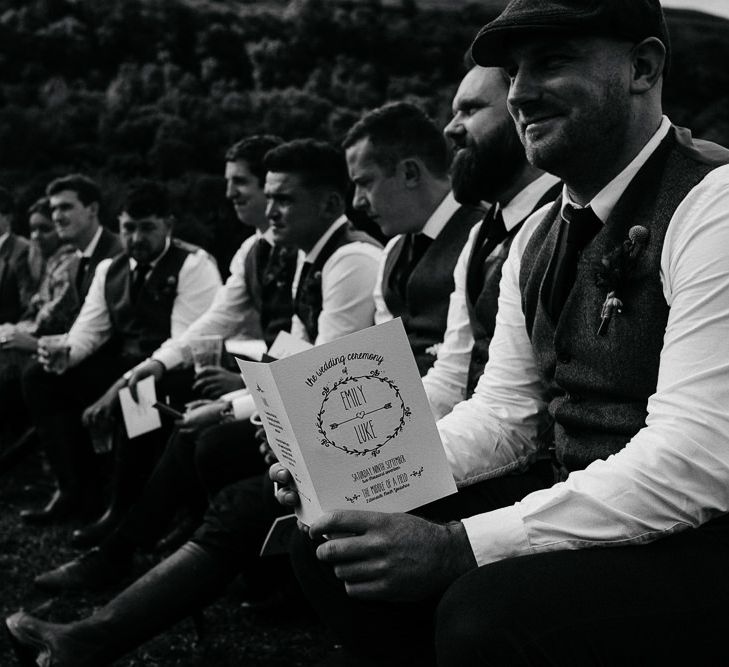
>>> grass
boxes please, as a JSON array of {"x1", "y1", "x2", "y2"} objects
[{"x1": 0, "y1": 451, "x2": 332, "y2": 666}]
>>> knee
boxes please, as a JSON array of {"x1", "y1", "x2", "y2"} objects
[{"x1": 435, "y1": 565, "x2": 530, "y2": 667}]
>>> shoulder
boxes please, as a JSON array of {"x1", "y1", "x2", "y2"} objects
[
  {"x1": 511, "y1": 201, "x2": 557, "y2": 263},
  {"x1": 329, "y1": 239, "x2": 382, "y2": 263}
]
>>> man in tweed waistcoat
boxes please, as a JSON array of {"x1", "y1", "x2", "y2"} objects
[{"x1": 265, "y1": 1, "x2": 729, "y2": 665}]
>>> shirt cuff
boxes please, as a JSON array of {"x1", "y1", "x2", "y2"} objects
[
  {"x1": 461, "y1": 504, "x2": 532, "y2": 566},
  {"x1": 152, "y1": 345, "x2": 186, "y2": 371}
]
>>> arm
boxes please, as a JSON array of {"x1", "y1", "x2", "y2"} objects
[
  {"x1": 314, "y1": 243, "x2": 381, "y2": 344},
  {"x1": 421, "y1": 224, "x2": 477, "y2": 420},
  {"x1": 67, "y1": 260, "x2": 114, "y2": 367},
  {"x1": 463, "y1": 165, "x2": 729, "y2": 566},
  {"x1": 168, "y1": 250, "x2": 222, "y2": 339},
  {"x1": 153, "y1": 238, "x2": 260, "y2": 370}
]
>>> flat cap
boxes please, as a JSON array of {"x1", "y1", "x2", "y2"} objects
[{"x1": 470, "y1": 0, "x2": 670, "y2": 75}]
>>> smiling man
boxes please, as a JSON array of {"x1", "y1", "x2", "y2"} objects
[
  {"x1": 19, "y1": 181, "x2": 221, "y2": 525},
  {"x1": 264, "y1": 1, "x2": 729, "y2": 665}
]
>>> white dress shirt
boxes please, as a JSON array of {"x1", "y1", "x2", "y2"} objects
[
  {"x1": 290, "y1": 215, "x2": 381, "y2": 345},
  {"x1": 67, "y1": 241, "x2": 221, "y2": 366},
  {"x1": 152, "y1": 231, "x2": 270, "y2": 370},
  {"x1": 435, "y1": 116, "x2": 729, "y2": 566},
  {"x1": 422, "y1": 174, "x2": 561, "y2": 420},
  {"x1": 78, "y1": 225, "x2": 103, "y2": 259},
  {"x1": 372, "y1": 191, "x2": 460, "y2": 326},
  {"x1": 0, "y1": 231, "x2": 10, "y2": 252}
]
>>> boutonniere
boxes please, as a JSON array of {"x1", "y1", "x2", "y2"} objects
[
  {"x1": 154, "y1": 275, "x2": 178, "y2": 300},
  {"x1": 594, "y1": 225, "x2": 649, "y2": 336},
  {"x1": 302, "y1": 270, "x2": 323, "y2": 300}
]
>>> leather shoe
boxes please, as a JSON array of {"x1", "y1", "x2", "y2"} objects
[
  {"x1": 5, "y1": 611, "x2": 96, "y2": 667},
  {"x1": 20, "y1": 489, "x2": 77, "y2": 525},
  {"x1": 70, "y1": 508, "x2": 123, "y2": 549},
  {"x1": 34, "y1": 547, "x2": 132, "y2": 592}
]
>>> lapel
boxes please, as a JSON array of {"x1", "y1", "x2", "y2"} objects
[{"x1": 0, "y1": 234, "x2": 15, "y2": 292}]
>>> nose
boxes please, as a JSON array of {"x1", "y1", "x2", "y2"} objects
[
  {"x1": 225, "y1": 180, "x2": 236, "y2": 200},
  {"x1": 352, "y1": 186, "x2": 369, "y2": 212},
  {"x1": 30, "y1": 229, "x2": 41, "y2": 242},
  {"x1": 266, "y1": 200, "x2": 279, "y2": 221},
  {"x1": 443, "y1": 114, "x2": 464, "y2": 145},
  {"x1": 506, "y1": 68, "x2": 540, "y2": 116}
]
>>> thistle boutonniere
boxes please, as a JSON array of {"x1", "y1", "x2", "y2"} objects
[
  {"x1": 594, "y1": 225, "x2": 649, "y2": 336},
  {"x1": 153, "y1": 275, "x2": 178, "y2": 300}
]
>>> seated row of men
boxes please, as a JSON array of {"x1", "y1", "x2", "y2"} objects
[{"x1": 5, "y1": 0, "x2": 729, "y2": 663}]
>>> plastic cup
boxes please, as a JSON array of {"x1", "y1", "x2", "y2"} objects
[
  {"x1": 38, "y1": 334, "x2": 70, "y2": 375},
  {"x1": 188, "y1": 335, "x2": 223, "y2": 374}
]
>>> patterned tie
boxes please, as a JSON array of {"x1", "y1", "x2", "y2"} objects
[
  {"x1": 545, "y1": 204, "x2": 603, "y2": 320},
  {"x1": 397, "y1": 232, "x2": 431, "y2": 297},
  {"x1": 75, "y1": 255, "x2": 89, "y2": 294}
]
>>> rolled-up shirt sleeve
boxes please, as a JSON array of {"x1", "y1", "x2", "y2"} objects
[{"x1": 461, "y1": 165, "x2": 729, "y2": 566}]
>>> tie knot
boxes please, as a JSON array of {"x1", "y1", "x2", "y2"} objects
[
  {"x1": 562, "y1": 204, "x2": 602, "y2": 249},
  {"x1": 483, "y1": 205, "x2": 508, "y2": 242}
]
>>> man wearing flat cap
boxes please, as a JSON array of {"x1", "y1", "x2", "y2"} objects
[
  {"x1": 11, "y1": 1, "x2": 729, "y2": 665},
  {"x1": 255, "y1": 1, "x2": 729, "y2": 664}
]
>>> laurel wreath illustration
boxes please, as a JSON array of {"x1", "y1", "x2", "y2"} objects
[{"x1": 316, "y1": 369, "x2": 411, "y2": 457}]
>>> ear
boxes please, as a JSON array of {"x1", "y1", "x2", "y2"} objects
[
  {"x1": 87, "y1": 201, "x2": 100, "y2": 218},
  {"x1": 630, "y1": 37, "x2": 666, "y2": 93},
  {"x1": 400, "y1": 158, "x2": 422, "y2": 189},
  {"x1": 320, "y1": 190, "x2": 345, "y2": 219}
]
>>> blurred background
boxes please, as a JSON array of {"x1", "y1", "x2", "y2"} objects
[{"x1": 0, "y1": 0, "x2": 726, "y2": 270}]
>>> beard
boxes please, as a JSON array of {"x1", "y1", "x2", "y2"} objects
[{"x1": 450, "y1": 127, "x2": 526, "y2": 205}]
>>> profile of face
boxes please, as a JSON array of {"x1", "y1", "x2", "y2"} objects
[
  {"x1": 118, "y1": 211, "x2": 170, "y2": 265},
  {"x1": 346, "y1": 138, "x2": 418, "y2": 237},
  {"x1": 29, "y1": 211, "x2": 61, "y2": 259},
  {"x1": 504, "y1": 35, "x2": 632, "y2": 177},
  {"x1": 49, "y1": 190, "x2": 98, "y2": 246},
  {"x1": 444, "y1": 66, "x2": 526, "y2": 205},
  {"x1": 224, "y1": 160, "x2": 267, "y2": 228},
  {"x1": 264, "y1": 171, "x2": 331, "y2": 252}
]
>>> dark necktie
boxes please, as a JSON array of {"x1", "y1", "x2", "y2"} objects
[
  {"x1": 468, "y1": 205, "x2": 508, "y2": 303},
  {"x1": 130, "y1": 263, "x2": 151, "y2": 302},
  {"x1": 398, "y1": 232, "x2": 431, "y2": 296},
  {"x1": 545, "y1": 204, "x2": 603, "y2": 320},
  {"x1": 75, "y1": 256, "x2": 89, "y2": 293}
]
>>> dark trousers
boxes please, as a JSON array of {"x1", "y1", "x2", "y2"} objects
[
  {"x1": 0, "y1": 349, "x2": 33, "y2": 444},
  {"x1": 105, "y1": 419, "x2": 266, "y2": 555},
  {"x1": 436, "y1": 514, "x2": 729, "y2": 666}
]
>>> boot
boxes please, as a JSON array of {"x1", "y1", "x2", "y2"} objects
[{"x1": 6, "y1": 542, "x2": 230, "y2": 666}]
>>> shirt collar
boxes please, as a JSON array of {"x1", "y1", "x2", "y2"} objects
[
  {"x1": 261, "y1": 226, "x2": 275, "y2": 245},
  {"x1": 129, "y1": 236, "x2": 171, "y2": 270},
  {"x1": 78, "y1": 225, "x2": 103, "y2": 258},
  {"x1": 420, "y1": 191, "x2": 460, "y2": 240},
  {"x1": 560, "y1": 115, "x2": 671, "y2": 223},
  {"x1": 305, "y1": 215, "x2": 348, "y2": 263},
  {"x1": 500, "y1": 172, "x2": 562, "y2": 232},
  {"x1": 0, "y1": 232, "x2": 9, "y2": 252}
]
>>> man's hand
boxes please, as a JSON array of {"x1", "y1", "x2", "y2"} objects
[
  {"x1": 256, "y1": 426, "x2": 277, "y2": 465},
  {"x1": 0, "y1": 328, "x2": 38, "y2": 352},
  {"x1": 308, "y1": 511, "x2": 477, "y2": 602},
  {"x1": 270, "y1": 462, "x2": 300, "y2": 507},
  {"x1": 179, "y1": 399, "x2": 230, "y2": 435},
  {"x1": 127, "y1": 359, "x2": 165, "y2": 402},
  {"x1": 82, "y1": 379, "x2": 124, "y2": 430},
  {"x1": 192, "y1": 366, "x2": 244, "y2": 399}
]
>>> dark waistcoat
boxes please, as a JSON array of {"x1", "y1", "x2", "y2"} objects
[
  {"x1": 383, "y1": 205, "x2": 481, "y2": 376},
  {"x1": 105, "y1": 241, "x2": 191, "y2": 363},
  {"x1": 466, "y1": 183, "x2": 561, "y2": 397},
  {"x1": 519, "y1": 128, "x2": 729, "y2": 474},
  {"x1": 294, "y1": 221, "x2": 381, "y2": 342},
  {"x1": 243, "y1": 237, "x2": 297, "y2": 347}
]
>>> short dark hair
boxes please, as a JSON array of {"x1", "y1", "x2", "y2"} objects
[
  {"x1": 28, "y1": 197, "x2": 51, "y2": 219},
  {"x1": 45, "y1": 174, "x2": 101, "y2": 207},
  {"x1": 225, "y1": 135, "x2": 284, "y2": 187},
  {"x1": 120, "y1": 180, "x2": 172, "y2": 219},
  {"x1": 0, "y1": 186, "x2": 15, "y2": 216},
  {"x1": 263, "y1": 139, "x2": 349, "y2": 197},
  {"x1": 342, "y1": 102, "x2": 450, "y2": 179}
]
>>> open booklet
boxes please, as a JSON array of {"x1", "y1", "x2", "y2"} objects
[{"x1": 237, "y1": 318, "x2": 457, "y2": 526}]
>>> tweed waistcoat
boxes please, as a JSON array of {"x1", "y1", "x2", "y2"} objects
[
  {"x1": 243, "y1": 238, "x2": 297, "y2": 347},
  {"x1": 105, "y1": 240, "x2": 190, "y2": 363},
  {"x1": 295, "y1": 221, "x2": 381, "y2": 342},
  {"x1": 383, "y1": 205, "x2": 481, "y2": 376},
  {"x1": 466, "y1": 183, "x2": 561, "y2": 397},
  {"x1": 519, "y1": 128, "x2": 728, "y2": 474}
]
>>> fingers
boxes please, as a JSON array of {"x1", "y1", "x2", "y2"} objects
[
  {"x1": 309, "y1": 510, "x2": 381, "y2": 541},
  {"x1": 269, "y1": 462, "x2": 293, "y2": 485}
]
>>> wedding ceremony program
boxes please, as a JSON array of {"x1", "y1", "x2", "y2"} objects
[{"x1": 238, "y1": 319, "x2": 457, "y2": 525}]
